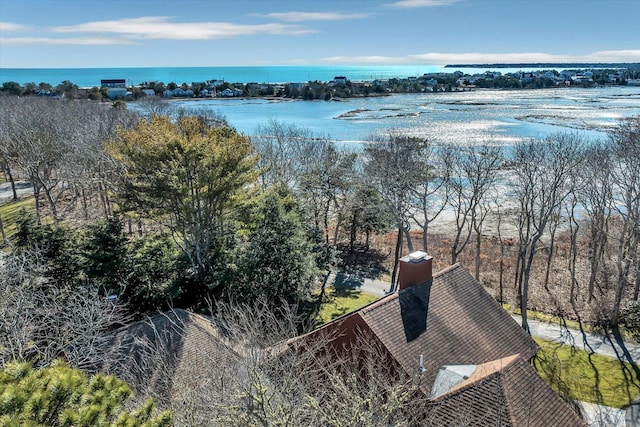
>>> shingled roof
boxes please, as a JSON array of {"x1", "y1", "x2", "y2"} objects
[
  {"x1": 427, "y1": 355, "x2": 587, "y2": 426},
  {"x1": 97, "y1": 309, "x2": 238, "y2": 404},
  {"x1": 287, "y1": 259, "x2": 584, "y2": 425},
  {"x1": 296, "y1": 263, "x2": 539, "y2": 394}
]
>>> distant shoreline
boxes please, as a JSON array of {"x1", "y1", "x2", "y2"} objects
[{"x1": 445, "y1": 62, "x2": 640, "y2": 69}]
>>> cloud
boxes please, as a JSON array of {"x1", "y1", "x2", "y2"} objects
[
  {"x1": 321, "y1": 50, "x2": 640, "y2": 65},
  {"x1": 0, "y1": 36, "x2": 135, "y2": 46},
  {"x1": 258, "y1": 11, "x2": 369, "y2": 22},
  {"x1": 52, "y1": 16, "x2": 313, "y2": 40},
  {"x1": 384, "y1": 0, "x2": 462, "y2": 8},
  {"x1": 0, "y1": 22, "x2": 29, "y2": 32}
]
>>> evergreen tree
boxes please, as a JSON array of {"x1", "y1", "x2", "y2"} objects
[
  {"x1": 83, "y1": 217, "x2": 129, "y2": 295},
  {"x1": 0, "y1": 360, "x2": 171, "y2": 427},
  {"x1": 232, "y1": 190, "x2": 318, "y2": 306}
]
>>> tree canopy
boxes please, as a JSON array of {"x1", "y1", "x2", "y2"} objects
[
  {"x1": 106, "y1": 115, "x2": 258, "y2": 283},
  {"x1": 0, "y1": 360, "x2": 171, "y2": 427}
]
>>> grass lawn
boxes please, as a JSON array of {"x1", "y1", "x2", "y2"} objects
[
  {"x1": 317, "y1": 288, "x2": 379, "y2": 324},
  {"x1": 0, "y1": 197, "x2": 35, "y2": 241},
  {"x1": 533, "y1": 336, "x2": 640, "y2": 408}
]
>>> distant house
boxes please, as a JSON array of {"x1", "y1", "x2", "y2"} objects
[
  {"x1": 219, "y1": 88, "x2": 243, "y2": 97},
  {"x1": 100, "y1": 79, "x2": 129, "y2": 100},
  {"x1": 171, "y1": 88, "x2": 194, "y2": 97},
  {"x1": 141, "y1": 89, "x2": 156, "y2": 96},
  {"x1": 332, "y1": 76, "x2": 349, "y2": 86},
  {"x1": 100, "y1": 79, "x2": 126, "y2": 88}
]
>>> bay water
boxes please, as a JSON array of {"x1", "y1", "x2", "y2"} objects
[
  {"x1": 2, "y1": 66, "x2": 639, "y2": 146},
  {"x1": 168, "y1": 86, "x2": 640, "y2": 148}
]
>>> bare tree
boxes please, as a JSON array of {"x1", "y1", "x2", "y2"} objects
[
  {"x1": 0, "y1": 97, "x2": 138, "y2": 222},
  {"x1": 445, "y1": 143, "x2": 503, "y2": 265},
  {"x1": 579, "y1": 142, "x2": 614, "y2": 303},
  {"x1": 253, "y1": 119, "x2": 331, "y2": 190},
  {"x1": 609, "y1": 117, "x2": 640, "y2": 325},
  {"x1": 0, "y1": 246, "x2": 128, "y2": 369},
  {"x1": 511, "y1": 133, "x2": 584, "y2": 333},
  {"x1": 408, "y1": 143, "x2": 450, "y2": 254},
  {"x1": 106, "y1": 300, "x2": 428, "y2": 426},
  {"x1": 364, "y1": 132, "x2": 432, "y2": 290}
]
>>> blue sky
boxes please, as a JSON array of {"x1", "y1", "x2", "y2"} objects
[{"x1": 1, "y1": 0, "x2": 639, "y2": 68}]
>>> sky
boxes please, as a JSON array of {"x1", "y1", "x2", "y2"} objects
[{"x1": 1, "y1": 0, "x2": 639, "y2": 68}]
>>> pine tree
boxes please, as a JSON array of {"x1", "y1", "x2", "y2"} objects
[{"x1": 0, "y1": 360, "x2": 171, "y2": 427}]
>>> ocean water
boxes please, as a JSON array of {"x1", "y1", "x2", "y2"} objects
[
  {"x1": 164, "y1": 86, "x2": 640, "y2": 148},
  {"x1": 2, "y1": 65, "x2": 557, "y2": 88}
]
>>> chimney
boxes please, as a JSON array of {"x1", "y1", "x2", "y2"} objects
[{"x1": 398, "y1": 251, "x2": 433, "y2": 291}]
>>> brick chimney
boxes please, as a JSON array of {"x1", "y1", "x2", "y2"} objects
[{"x1": 398, "y1": 251, "x2": 433, "y2": 291}]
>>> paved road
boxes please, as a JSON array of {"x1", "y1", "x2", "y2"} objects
[
  {"x1": 0, "y1": 181, "x2": 33, "y2": 201},
  {"x1": 511, "y1": 313, "x2": 640, "y2": 365}
]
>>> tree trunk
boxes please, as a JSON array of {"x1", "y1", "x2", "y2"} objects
[
  {"x1": 0, "y1": 213, "x2": 5, "y2": 244},
  {"x1": 390, "y1": 227, "x2": 403, "y2": 292},
  {"x1": 81, "y1": 188, "x2": 89, "y2": 220},
  {"x1": 496, "y1": 210, "x2": 504, "y2": 305},
  {"x1": 333, "y1": 212, "x2": 342, "y2": 247},
  {"x1": 422, "y1": 222, "x2": 429, "y2": 253},
  {"x1": 404, "y1": 226, "x2": 414, "y2": 253},
  {"x1": 474, "y1": 229, "x2": 481, "y2": 281},
  {"x1": 5, "y1": 165, "x2": 17, "y2": 200},
  {"x1": 33, "y1": 184, "x2": 42, "y2": 225},
  {"x1": 349, "y1": 214, "x2": 357, "y2": 255},
  {"x1": 569, "y1": 205, "x2": 579, "y2": 303},
  {"x1": 543, "y1": 221, "x2": 558, "y2": 292}
]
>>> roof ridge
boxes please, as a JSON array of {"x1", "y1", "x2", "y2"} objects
[
  {"x1": 432, "y1": 263, "x2": 462, "y2": 279},
  {"x1": 432, "y1": 354, "x2": 522, "y2": 401}
]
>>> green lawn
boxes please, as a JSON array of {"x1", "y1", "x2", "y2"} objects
[
  {"x1": 533, "y1": 336, "x2": 640, "y2": 408},
  {"x1": 317, "y1": 288, "x2": 379, "y2": 324},
  {"x1": 0, "y1": 197, "x2": 35, "y2": 241}
]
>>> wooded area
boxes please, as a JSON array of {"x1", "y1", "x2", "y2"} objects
[
  {"x1": 0, "y1": 95, "x2": 638, "y2": 424},
  {"x1": 0, "y1": 97, "x2": 638, "y2": 329}
]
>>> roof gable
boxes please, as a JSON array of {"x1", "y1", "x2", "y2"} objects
[
  {"x1": 359, "y1": 264, "x2": 539, "y2": 394},
  {"x1": 430, "y1": 355, "x2": 587, "y2": 426}
]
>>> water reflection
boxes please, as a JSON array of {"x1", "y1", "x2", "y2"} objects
[{"x1": 168, "y1": 86, "x2": 640, "y2": 147}]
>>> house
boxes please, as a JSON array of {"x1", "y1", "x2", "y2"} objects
[
  {"x1": 171, "y1": 88, "x2": 194, "y2": 97},
  {"x1": 284, "y1": 252, "x2": 586, "y2": 426},
  {"x1": 101, "y1": 79, "x2": 129, "y2": 100},
  {"x1": 100, "y1": 79, "x2": 126, "y2": 88},
  {"x1": 219, "y1": 88, "x2": 243, "y2": 97},
  {"x1": 94, "y1": 309, "x2": 239, "y2": 404}
]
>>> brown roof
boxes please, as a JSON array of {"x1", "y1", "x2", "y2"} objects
[
  {"x1": 428, "y1": 355, "x2": 587, "y2": 426},
  {"x1": 97, "y1": 309, "x2": 239, "y2": 403},
  {"x1": 286, "y1": 263, "x2": 586, "y2": 425},
  {"x1": 299, "y1": 264, "x2": 539, "y2": 395}
]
